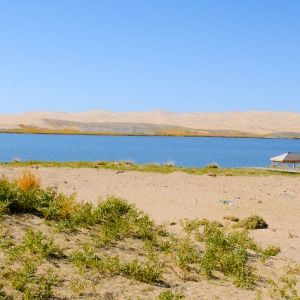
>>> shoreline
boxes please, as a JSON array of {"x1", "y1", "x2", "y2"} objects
[
  {"x1": 1, "y1": 130, "x2": 299, "y2": 139},
  {"x1": 1, "y1": 160, "x2": 300, "y2": 177}
]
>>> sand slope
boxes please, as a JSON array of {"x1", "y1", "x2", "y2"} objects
[
  {"x1": 1, "y1": 110, "x2": 300, "y2": 136},
  {"x1": 1, "y1": 166, "x2": 300, "y2": 299},
  {"x1": 2, "y1": 167, "x2": 300, "y2": 262}
]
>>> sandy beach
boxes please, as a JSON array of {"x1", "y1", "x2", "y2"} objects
[{"x1": 1, "y1": 166, "x2": 299, "y2": 299}]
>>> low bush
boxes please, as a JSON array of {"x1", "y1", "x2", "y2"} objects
[
  {"x1": 180, "y1": 218, "x2": 210, "y2": 234},
  {"x1": 262, "y1": 245, "x2": 281, "y2": 257},
  {"x1": 123, "y1": 259, "x2": 163, "y2": 283},
  {"x1": 0, "y1": 179, "x2": 157, "y2": 241},
  {"x1": 233, "y1": 215, "x2": 268, "y2": 230},
  {"x1": 268, "y1": 276, "x2": 299, "y2": 300},
  {"x1": 200, "y1": 224, "x2": 259, "y2": 287},
  {"x1": 285, "y1": 264, "x2": 300, "y2": 276},
  {"x1": 13, "y1": 229, "x2": 63, "y2": 259},
  {"x1": 69, "y1": 244, "x2": 102, "y2": 273},
  {"x1": 180, "y1": 218, "x2": 202, "y2": 234},
  {"x1": 170, "y1": 237, "x2": 201, "y2": 271},
  {"x1": 158, "y1": 290, "x2": 185, "y2": 299},
  {"x1": 205, "y1": 163, "x2": 219, "y2": 169},
  {"x1": 5, "y1": 260, "x2": 58, "y2": 299},
  {"x1": 70, "y1": 245, "x2": 163, "y2": 283},
  {"x1": 0, "y1": 178, "x2": 56, "y2": 215},
  {"x1": 3, "y1": 230, "x2": 63, "y2": 264},
  {"x1": 9, "y1": 260, "x2": 37, "y2": 293},
  {"x1": 93, "y1": 196, "x2": 157, "y2": 245}
]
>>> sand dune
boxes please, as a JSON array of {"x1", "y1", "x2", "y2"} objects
[
  {"x1": 1, "y1": 166, "x2": 299, "y2": 299},
  {"x1": 1, "y1": 110, "x2": 300, "y2": 136}
]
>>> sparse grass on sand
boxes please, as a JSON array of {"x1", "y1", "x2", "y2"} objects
[
  {"x1": 0, "y1": 172, "x2": 299, "y2": 299},
  {"x1": 1, "y1": 160, "x2": 300, "y2": 177}
]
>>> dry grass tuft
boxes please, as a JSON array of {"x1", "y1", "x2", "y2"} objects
[
  {"x1": 224, "y1": 171, "x2": 233, "y2": 176},
  {"x1": 223, "y1": 216, "x2": 240, "y2": 222},
  {"x1": 17, "y1": 170, "x2": 41, "y2": 191}
]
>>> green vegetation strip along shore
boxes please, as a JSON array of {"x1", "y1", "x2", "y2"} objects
[
  {"x1": 1, "y1": 160, "x2": 300, "y2": 177},
  {"x1": 0, "y1": 127, "x2": 274, "y2": 138},
  {"x1": 1, "y1": 174, "x2": 298, "y2": 299}
]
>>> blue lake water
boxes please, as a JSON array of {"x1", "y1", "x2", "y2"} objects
[{"x1": 1, "y1": 133, "x2": 300, "y2": 168}]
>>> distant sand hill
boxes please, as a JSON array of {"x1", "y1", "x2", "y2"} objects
[{"x1": 1, "y1": 110, "x2": 300, "y2": 137}]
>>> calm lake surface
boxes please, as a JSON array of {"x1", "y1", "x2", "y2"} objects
[{"x1": 1, "y1": 133, "x2": 300, "y2": 168}]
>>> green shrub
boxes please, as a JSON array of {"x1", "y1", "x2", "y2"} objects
[
  {"x1": 268, "y1": 276, "x2": 299, "y2": 300},
  {"x1": 158, "y1": 290, "x2": 185, "y2": 299},
  {"x1": 0, "y1": 202, "x2": 9, "y2": 216},
  {"x1": 180, "y1": 218, "x2": 202, "y2": 234},
  {"x1": 10, "y1": 260, "x2": 37, "y2": 292},
  {"x1": 71, "y1": 247, "x2": 123, "y2": 276},
  {"x1": 262, "y1": 245, "x2": 281, "y2": 257},
  {"x1": 122, "y1": 259, "x2": 163, "y2": 283},
  {"x1": 5, "y1": 259, "x2": 58, "y2": 299},
  {"x1": 69, "y1": 278, "x2": 87, "y2": 297},
  {"x1": 46, "y1": 194, "x2": 95, "y2": 231},
  {"x1": 7, "y1": 229, "x2": 63, "y2": 261},
  {"x1": 200, "y1": 224, "x2": 257, "y2": 287},
  {"x1": 70, "y1": 245, "x2": 163, "y2": 283},
  {"x1": 22, "y1": 229, "x2": 63, "y2": 258},
  {"x1": 170, "y1": 237, "x2": 201, "y2": 270},
  {"x1": 233, "y1": 215, "x2": 268, "y2": 230},
  {"x1": 285, "y1": 264, "x2": 300, "y2": 276},
  {"x1": 94, "y1": 196, "x2": 156, "y2": 244},
  {"x1": 32, "y1": 268, "x2": 58, "y2": 299},
  {"x1": 0, "y1": 178, "x2": 56, "y2": 215},
  {"x1": 70, "y1": 244, "x2": 102, "y2": 273}
]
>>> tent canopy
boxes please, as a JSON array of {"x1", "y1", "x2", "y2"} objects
[{"x1": 270, "y1": 152, "x2": 300, "y2": 163}]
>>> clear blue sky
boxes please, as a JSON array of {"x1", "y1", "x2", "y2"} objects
[{"x1": 1, "y1": 1, "x2": 300, "y2": 113}]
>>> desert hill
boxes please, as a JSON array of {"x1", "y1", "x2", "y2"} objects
[{"x1": 1, "y1": 110, "x2": 300, "y2": 137}]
